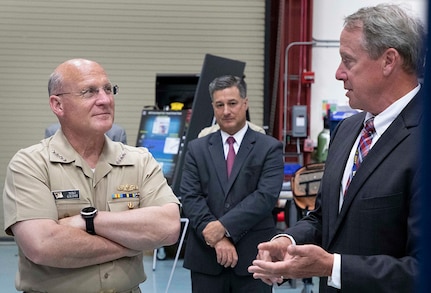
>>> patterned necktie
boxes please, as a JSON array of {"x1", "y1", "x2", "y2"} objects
[
  {"x1": 226, "y1": 136, "x2": 236, "y2": 177},
  {"x1": 345, "y1": 117, "x2": 376, "y2": 193}
]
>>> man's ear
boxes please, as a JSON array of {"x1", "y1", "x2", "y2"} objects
[
  {"x1": 382, "y1": 48, "x2": 399, "y2": 76},
  {"x1": 49, "y1": 95, "x2": 63, "y2": 115}
]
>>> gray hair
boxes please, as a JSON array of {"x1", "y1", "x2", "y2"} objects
[
  {"x1": 208, "y1": 75, "x2": 247, "y2": 100},
  {"x1": 344, "y1": 4, "x2": 426, "y2": 75},
  {"x1": 47, "y1": 71, "x2": 63, "y2": 96}
]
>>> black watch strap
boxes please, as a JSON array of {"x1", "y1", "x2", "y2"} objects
[
  {"x1": 81, "y1": 207, "x2": 97, "y2": 235},
  {"x1": 85, "y1": 217, "x2": 96, "y2": 235}
]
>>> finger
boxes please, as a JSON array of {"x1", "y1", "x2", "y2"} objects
[
  {"x1": 219, "y1": 251, "x2": 228, "y2": 267},
  {"x1": 286, "y1": 244, "x2": 297, "y2": 254},
  {"x1": 224, "y1": 250, "x2": 237, "y2": 268},
  {"x1": 286, "y1": 243, "x2": 306, "y2": 257},
  {"x1": 231, "y1": 257, "x2": 238, "y2": 268},
  {"x1": 251, "y1": 259, "x2": 288, "y2": 278},
  {"x1": 251, "y1": 259, "x2": 272, "y2": 270},
  {"x1": 216, "y1": 250, "x2": 223, "y2": 266},
  {"x1": 248, "y1": 264, "x2": 257, "y2": 274},
  {"x1": 248, "y1": 264, "x2": 274, "y2": 276},
  {"x1": 219, "y1": 255, "x2": 226, "y2": 267},
  {"x1": 257, "y1": 249, "x2": 271, "y2": 261},
  {"x1": 252, "y1": 272, "x2": 281, "y2": 285},
  {"x1": 223, "y1": 252, "x2": 232, "y2": 268},
  {"x1": 257, "y1": 241, "x2": 273, "y2": 250},
  {"x1": 230, "y1": 251, "x2": 238, "y2": 268}
]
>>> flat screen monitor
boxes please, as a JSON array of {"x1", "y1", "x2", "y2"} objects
[{"x1": 136, "y1": 110, "x2": 188, "y2": 185}]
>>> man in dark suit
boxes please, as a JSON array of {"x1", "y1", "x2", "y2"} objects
[
  {"x1": 248, "y1": 4, "x2": 425, "y2": 293},
  {"x1": 180, "y1": 75, "x2": 284, "y2": 293}
]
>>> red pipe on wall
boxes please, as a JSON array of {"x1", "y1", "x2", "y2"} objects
[{"x1": 272, "y1": 0, "x2": 313, "y2": 164}]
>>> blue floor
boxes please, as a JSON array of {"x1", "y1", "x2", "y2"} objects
[{"x1": 0, "y1": 241, "x2": 318, "y2": 292}]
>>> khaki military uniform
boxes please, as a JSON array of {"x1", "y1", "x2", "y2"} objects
[
  {"x1": 197, "y1": 121, "x2": 266, "y2": 138},
  {"x1": 3, "y1": 130, "x2": 180, "y2": 293}
]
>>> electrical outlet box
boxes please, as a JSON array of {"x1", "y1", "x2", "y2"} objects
[
  {"x1": 301, "y1": 71, "x2": 315, "y2": 84},
  {"x1": 291, "y1": 105, "x2": 307, "y2": 137}
]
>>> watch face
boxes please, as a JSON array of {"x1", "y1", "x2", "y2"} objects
[{"x1": 81, "y1": 207, "x2": 97, "y2": 217}]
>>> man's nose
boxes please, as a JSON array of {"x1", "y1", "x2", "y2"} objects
[{"x1": 335, "y1": 65, "x2": 346, "y2": 81}]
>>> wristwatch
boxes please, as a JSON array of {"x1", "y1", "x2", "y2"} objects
[{"x1": 81, "y1": 207, "x2": 98, "y2": 235}]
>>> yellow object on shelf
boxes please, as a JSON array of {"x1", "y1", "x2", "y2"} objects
[{"x1": 170, "y1": 102, "x2": 184, "y2": 110}]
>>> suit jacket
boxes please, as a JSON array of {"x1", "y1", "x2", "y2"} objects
[
  {"x1": 287, "y1": 90, "x2": 423, "y2": 293},
  {"x1": 45, "y1": 123, "x2": 127, "y2": 144},
  {"x1": 181, "y1": 127, "x2": 284, "y2": 276}
]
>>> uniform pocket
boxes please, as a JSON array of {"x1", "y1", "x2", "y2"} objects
[
  {"x1": 108, "y1": 198, "x2": 140, "y2": 212},
  {"x1": 55, "y1": 200, "x2": 89, "y2": 219}
]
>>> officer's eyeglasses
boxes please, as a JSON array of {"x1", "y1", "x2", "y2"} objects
[{"x1": 55, "y1": 84, "x2": 119, "y2": 99}]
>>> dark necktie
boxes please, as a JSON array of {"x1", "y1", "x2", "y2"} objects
[
  {"x1": 226, "y1": 136, "x2": 236, "y2": 177},
  {"x1": 345, "y1": 117, "x2": 376, "y2": 193}
]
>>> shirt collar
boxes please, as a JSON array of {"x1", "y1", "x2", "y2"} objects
[
  {"x1": 367, "y1": 84, "x2": 420, "y2": 136},
  {"x1": 48, "y1": 129, "x2": 132, "y2": 167},
  {"x1": 220, "y1": 122, "x2": 249, "y2": 146}
]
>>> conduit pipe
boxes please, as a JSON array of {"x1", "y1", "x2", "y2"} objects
[{"x1": 282, "y1": 39, "x2": 339, "y2": 152}]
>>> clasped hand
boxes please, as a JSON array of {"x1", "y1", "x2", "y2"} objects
[
  {"x1": 248, "y1": 237, "x2": 333, "y2": 285},
  {"x1": 203, "y1": 220, "x2": 238, "y2": 268},
  {"x1": 202, "y1": 220, "x2": 225, "y2": 246}
]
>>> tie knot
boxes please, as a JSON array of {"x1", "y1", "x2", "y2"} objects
[
  {"x1": 364, "y1": 117, "x2": 375, "y2": 135},
  {"x1": 227, "y1": 136, "x2": 235, "y2": 145}
]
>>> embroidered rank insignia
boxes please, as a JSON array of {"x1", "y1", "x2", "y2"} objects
[{"x1": 117, "y1": 184, "x2": 138, "y2": 192}]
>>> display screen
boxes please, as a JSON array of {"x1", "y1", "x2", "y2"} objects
[{"x1": 136, "y1": 110, "x2": 188, "y2": 185}]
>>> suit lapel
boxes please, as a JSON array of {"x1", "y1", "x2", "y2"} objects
[
  {"x1": 208, "y1": 131, "x2": 229, "y2": 194},
  {"x1": 340, "y1": 118, "x2": 410, "y2": 212},
  {"x1": 329, "y1": 91, "x2": 422, "y2": 246},
  {"x1": 325, "y1": 114, "x2": 364, "y2": 243}
]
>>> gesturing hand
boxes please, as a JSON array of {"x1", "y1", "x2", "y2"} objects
[
  {"x1": 248, "y1": 236, "x2": 293, "y2": 285},
  {"x1": 249, "y1": 243, "x2": 334, "y2": 285}
]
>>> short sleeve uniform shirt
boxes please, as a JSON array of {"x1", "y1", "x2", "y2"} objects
[{"x1": 3, "y1": 130, "x2": 179, "y2": 292}]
